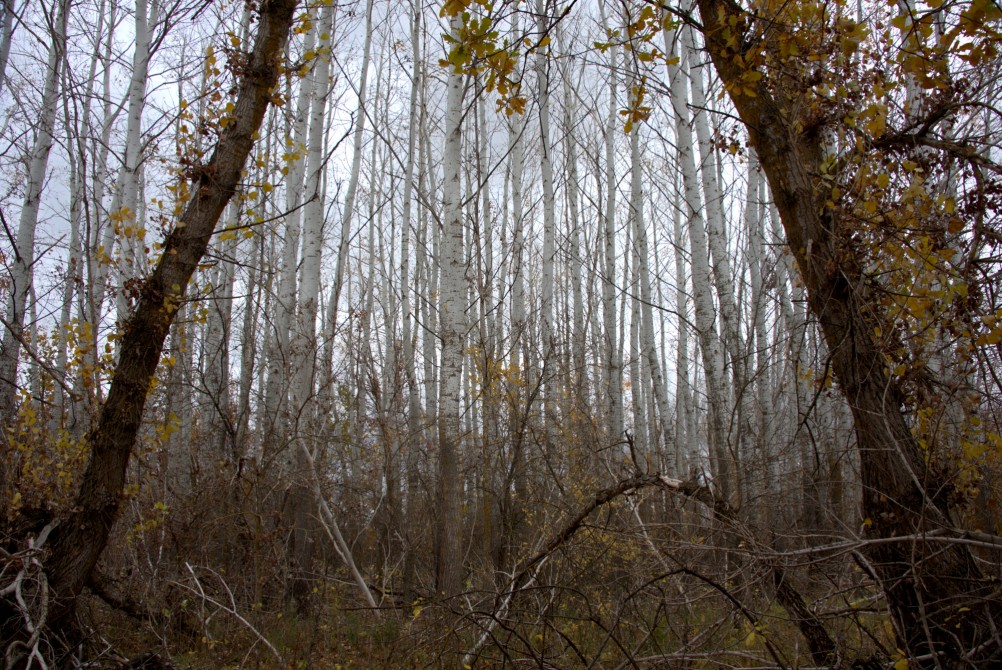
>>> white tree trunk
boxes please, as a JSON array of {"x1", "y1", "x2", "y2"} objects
[
  {"x1": 508, "y1": 102, "x2": 527, "y2": 373},
  {"x1": 399, "y1": 0, "x2": 423, "y2": 602},
  {"x1": 420, "y1": 127, "x2": 439, "y2": 439},
  {"x1": 322, "y1": 0, "x2": 374, "y2": 391},
  {"x1": 109, "y1": 0, "x2": 157, "y2": 324},
  {"x1": 0, "y1": 0, "x2": 69, "y2": 425},
  {"x1": 292, "y1": 0, "x2": 334, "y2": 424},
  {"x1": 85, "y1": 0, "x2": 122, "y2": 407},
  {"x1": 56, "y1": 61, "x2": 87, "y2": 431},
  {"x1": 201, "y1": 206, "x2": 238, "y2": 457},
  {"x1": 627, "y1": 56, "x2": 673, "y2": 466},
  {"x1": 435, "y1": 14, "x2": 466, "y2": 596},
  {"x1": 598, "y1": 0, "x2": 623, "y2": 445},
  {"x1": 665, "y1": 28, "x2": 733, "y2": 501},
  {"x1": 561, "y1": 56, "x2": 585, "y2": 393},
  {"x1": 260, "y1": 26, "x2": 315, "y2": 461},
  {"x1": 286, "y1": 1, "x2": 335, "y2": 609},
  {"x1": 0, "y1": 0, "x2": 16, "y2": 95},
  {"x1": 673, "y1": 196, "x2": 697, "y2": 478},
  {"x1": 536, "y1": 0, "x2": 556, "y2": 423},
  {"x1": 743, "y1": 155, "x2": 771, "y2": 521}
]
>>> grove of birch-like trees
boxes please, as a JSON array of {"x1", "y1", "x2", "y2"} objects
[{"x1": 1, "y1": 0, "x2": 1001, "y2": 667}]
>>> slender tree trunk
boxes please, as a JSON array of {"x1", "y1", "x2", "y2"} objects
[
  {"x1": 744, "y1": 158, "x2": 772, "y2": 525},
  {"x1": 0, "y1": 0, "x2": 70, "y2": 426},
  {"x1": 536, "y1": 0, "x2": 556, "y2": 443},
  {"x1": 505, "y1": 42, "x2": 530, "y2": 542},
  {"x1": 114, "y1": 0, "x2": 158, "y2": 326},
  {"x1": 399, "y1": 0, "x2": 423, "y2": 604},
  {"x1": 261, "y1": 24, "x2": 314, "y2": 463},
  {"x1": 0, "y1": 0, "x2": 16, "y2": 95},
  {"x1": 598, "y1": 0, "x2": 623, "y2": 445},
  {"x1": 420, "y1": 126, "x2": 439, "y2": 450},
  {"x1": 57, "y1": 62, "x2": 86, "y2": 433},
  {"x1": 627, "y1": 57, "x2": 673, "y2": 466},
  {"x1": 235, "y1": 168, "x2": 269, "y2": 455},
  {"x1": 435, "y1": 15, "x2": 466, "y2": 597},
  {"x1": 202, "y1": 208, "x2": 237, "y2": 458},
  {"x1": 85, "y1": 0, "x2": 121, "y2": 409},
  {"x1": 665, "y1": 31, "x2": 732, "y2": 503},
  {"x1": 322, "y1": 0, "x2": 374, "y2": 397},
  {"x1": 672, "y1": 196, "x2": 697, "y2": 478},
  {"x1": 287, "y1": 0, "x2": 335, "y2": 611},
  {"x1": 561, "y1": 58, "x2": 586, "y2": 399}
]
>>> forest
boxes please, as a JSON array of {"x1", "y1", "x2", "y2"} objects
[{"x1": 0, "y1": 0, "x2": 1001, "y2": 666}]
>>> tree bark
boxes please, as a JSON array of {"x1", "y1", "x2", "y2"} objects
[
  {"x1": 598, "y1": 0, "x2": 624, "y2": 445},
  {"x1": 399, "y1": 0, "x2": 423, "y2": 605},
  {"x1": 696, "y1": 0, "x2": 1002, "y2": 662},
  {"x1": 664, "y1": 31, "x2": 733, "y2": 503},
  {"x1": 0, "y1": 0, "x2": 69, "y2": 426},
  {"x1": 0, "y1": 0, "x2": 16, "y2": 96},
  {"x1": 35, "y1": 0, "x2": 299, "y2": 630},
  {"x1": 435, "y1": 14, "x2": 467, "y2": 598}
]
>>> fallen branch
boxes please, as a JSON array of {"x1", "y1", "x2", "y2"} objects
[
  {"x1": 172, "y1": 563, "x2": 283, "y2": 665},
  {"x1": 298, "y1": 441, "x2": 377, "y2": 608},
  {"x1": 462, "y1": 473, "x2": 721, "y2": 666},
  {"x1": 87, "y1": 571, "x2": 201, "y2": 640}
]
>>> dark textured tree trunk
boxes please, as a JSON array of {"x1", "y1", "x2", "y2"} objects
[
  {"x1": 773, "y1": 567, "x2": 838, "y2": 667},
  {"x1": 33, "y1": 0, "x2": 299, "y2": 633},
  {"x1": 695, "y1": 0, "x2": 1002, "y2": 664}
]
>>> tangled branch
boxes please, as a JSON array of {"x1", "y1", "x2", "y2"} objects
[{"x1": 1, "y1": 520, "x2": 58, "y2": 670}]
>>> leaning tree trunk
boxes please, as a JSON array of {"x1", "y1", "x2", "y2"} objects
[
  {"x1": 18, "y1": 0, "x2": 299, "y2": 635},
  {"x1": 696, "y1": 0, "x2": 1002, "y2": 663}
]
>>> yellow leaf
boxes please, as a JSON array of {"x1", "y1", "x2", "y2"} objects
[
  {"x1": 440, "y1": 0, "x2": 468, "y2": 17},
  {"x1": 866, "y1": 116, "x2": 886, "y2": 135},
  {"x1": 894, "y1": 658, "x2": 909, "y2": 670}
]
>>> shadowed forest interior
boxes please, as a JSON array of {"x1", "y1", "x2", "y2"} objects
[{"x1": 1, "y1": 0, "x2": 1002, "y2": 667}]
